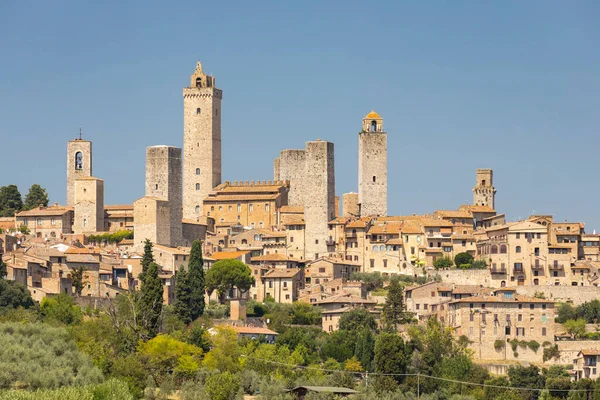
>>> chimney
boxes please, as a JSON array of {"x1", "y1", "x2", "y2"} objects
[{"x1": 229, "y1": 299, "x2": 247, "y2": 322}]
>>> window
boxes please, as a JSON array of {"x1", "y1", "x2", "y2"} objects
[
  {"x1": 211, "y1": 206, "x2": 215, "y2": 211},
  {"x1": 51, "y1": 218, "x2": 56, "y2": 226},
  {"x1": 516, "y1": 246, "x2": 521, "y2": 253},
  {"x1": 542, "y1": 327, "x2": 546, "y2": 336},
  {"x1": 537, "y1": 233, "x2": 541, "y2": 239},
  {"x1": 416, "y1": 304, "x2": 420, "y2": 310},
  {"x1": 37, "y1": 218, "x2": 42, "y2": 226},
  {"x1": 195, "y1": 205, "x2": 200, "y2": 213},
  {"x1": 219, "y1": 206, "x2": 222, "y2": 211},
  {"x1": 516, "y1": 233, "x2": 520, "y2": 239},
  {"x1": 534, "y1": 247, "x2": 540, "y2": 256},
  {"x1": 265, "y1": 203, "x2": 270, "y2": 212},
  {"x1": 505, "y1": 326, "x2": 511, "y2": 335},
  {"x1": 196, "y1": 107, "x2": 201, "y2": 114},
  {"x1": 195, "y1": 183, "x2": 200, "y2": 190},
  {"x1": 372, "y1": 176, "x2": 376, "y2": 182},
  {"x1": 315, "y1": 239, "x2": 318, "y2": 244},
  {"x1": 373, "y1": 245, "x2": 378, "y2": 251},
  {"x1": 518, "y1": 314, "x2": 522, "y2": 322},
  {"x1": 83, "y1": 218, "x2": 87, "y2": 227},
  {"x1": 491, "y1": 245, "x2": 498, "y2": 254},
  {"x1": 383, "y1": 259, "x2": 388, "y2": 268},
  {"x1": 237, "y1": 204, "x2": 241, "y2": 212},
  {"x1": 500, "y1": 245, "x2": 507, "y2": 254},
  {"x1": 370, "y1": 259, "x2": 374, "y2": 268},
  {"x1": 516, "y1": 327, "x2": 525, "y2": 336},
  {"x1": 251, "y1": 222, "x2": 255, "y2": 228},
  {"x1": 249, "y1": 204, "x2": 254, "y2": 212},
  {"x1": 228, "y1": 205, "x2": 232, "y2": 211},
  {"x1": 75, "y1": 151, "x2": 83, "y2": 170},
  {"x1": 196, "y1": 168, "x2": 200, "y2": 175},
  {"x1": 470, "y1": 313, "x2": 474, "y2": 322}
]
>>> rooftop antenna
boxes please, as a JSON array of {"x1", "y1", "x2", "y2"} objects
[{"x1": 78, "y1": 127, "x2": 83, "y2": 140}]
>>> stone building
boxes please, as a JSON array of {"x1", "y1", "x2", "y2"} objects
[
  {"x1": 73, "y1": 177, "x2": 104, "y2": 234},
  {"x1": 203, "y1": 181, "x2": 289, "y2": 229},
  {"x1": 15, "y1": 205, "x2": 74, "y2": 239},
  {"x1": 342, "y1": 192, "x2": 359, "y2": 217},
  {"x1": 358, "y1": 111, "x2": 387, "y2": 217},
  {"x1": 473, "y1": 169, "x2": 496, "y2": 210},
  {"x1": 133, "y1": 146, "x2": 183, "y2": 247},
  {"x1": 66, "y1": 138, "x2": 92, "y2": 206},
  {"x1": 183, "y1": 61, "x2": 222, "y2": 220},
  {"x1": 104, "y1": 205, "x2": 134, "y2": 232}
]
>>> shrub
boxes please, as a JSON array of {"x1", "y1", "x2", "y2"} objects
[
  {"x1": 204, "y1": 371, "x2": 240, "y2": 400},
  {"x1": 433, "y1": 256, "x2": 453, "y2": 270},
  {"x1": 494, "y1": 339, "x2": 505, "y2": 351},
  {"x1": 509, "y1": 339, "x2": 518, "y2": 352},
  {"x1": 543, "y1": 345, "x2": 560, "y2": 362},
  {"x1": 454, "y1": 252, "x2": 474, "y2": 267},
  {"x1": 86, "y1": 230, "x2": 133, "y2": 244},
  {"x1": 471, "y1": 260, "x2": 487, "y2": 269},
  {"x1": 528, "y1": 340, "x2": 540, "y2": 353}
]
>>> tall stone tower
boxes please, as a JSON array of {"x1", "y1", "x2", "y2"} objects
[
  {"x1": 358, "y1": 111, "x2": 387, "y2": 217},
  {"x1": 473, "y1": 169, "x2": 496, "y2": 209},
  {"x1": 304, "y1": 140, "x2": 335, "y2": 260},
  {"x1": 73, "y1": 177, "x2": 104, "y2": 234},
  {"x1": 183, "y1": 61, "x2": 222, "y2": 219},
  {"x1": 66, "y1": 139, "x2": 92, "y2": 206}
]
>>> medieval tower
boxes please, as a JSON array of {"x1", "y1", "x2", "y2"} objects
[
  {"x1": 358, "y1": 111, "x2": 387, "y2": 217},
  {"x1": 183, "y1": 61, "x2": 222, "y2": 219},
  {"x1": 73, "y1": 177, "x2": 105, "y2": 234},
  {"x1": 66, "y1": 138, "x2": 92, "y2": 206},
  {"x1": 473, "y1": 169, "x2": 496, "y2": 209}
]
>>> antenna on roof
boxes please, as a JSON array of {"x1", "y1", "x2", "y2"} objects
[{"x1": 78, "y1": 127, "x2": 83, "y2": 140}]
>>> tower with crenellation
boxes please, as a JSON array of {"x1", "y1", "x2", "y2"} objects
[
  {"x1": 183, "y1": 61, "x2": 222, "y2": 220},
  {"x1": 358, "y1": 111, "x2": 387, "y2": 217},
  {"x1": 473, "y1": 169, "x2": 496, "y2": 209}
]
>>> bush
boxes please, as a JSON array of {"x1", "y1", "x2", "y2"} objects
[
  {"x1": 349, "y1": 272, "x2": 386, "y2": 291},
  {"x1": 454, "y1": 252, "x2": 474, "y2": 267},
  {"x1": 40, "y1": 294, "x2": 82, "y2": 326},
  {"x1": 528, "y1": 340, "x2": 540, "y2": 353},
  {"x1": 471, "y1": 260, "x2": 487, "y2": 269},
  {"x1": 494, "y1": 339, "x2": 505, "y2": 351},
  {"x1": 543, "y1": 345, "x2": 560, "y2": 362},
  {"x1": 86, "y1": 230, "x2": 133, "y2": 244},
  {"x1": 0, "y1": 378, "x2": 132, "y2": 400},
  {"x1": 433, "y1": 256, "x2": 453, "y2": 270},
  {"x1": 204, "y1": 371, "x2": 240, "y2": 400}
]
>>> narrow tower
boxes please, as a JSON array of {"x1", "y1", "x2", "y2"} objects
[
  {"x1": 358, "y1": 111, "x2": 387, "y2": 217},
  {"x1": 183, "y1": 61, "x2": 223, "y2": 219},
  {"x1": 473, "y1": 169, "x2": 496, "y2": 209},
  {"x1": 66, "y1": 135, "x2": 92, "y2": 206}
]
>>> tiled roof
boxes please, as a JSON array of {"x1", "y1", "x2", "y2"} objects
[
  {"x1": 262, "y1": 231, "x2": 286, "y2": 238},
  {"x1": 104, "y1": 204, "x2": 133, "y2": 210},
  {"x1": 400, "y1": 225, "x2": 423, "y2": 234},
  {"x1": 279, "y1": 205, "x2": 304, "y2": 213},
  {"x1": 579, "y1": 349, "x2": 600, "y2": 356},
  {"x1": 251, "y1": 254, "x2": 300, "y2": 262},
  {"x1": 210, "y1": 251, "x2": 250, "y2": 260},
  {"x1": 368, "y1": 223, "x2": 402, "y2": 235},
  {"x1": 462, "y1": 205, "x2": 496, "y2": 213},
  {"x1": 16, "y1": 206, "x2": 73, "y2": 217},
  {"x1": 230, "y1": 325, "x2": 278, "y2": 335},
  {"x1": 365, "y1": 110, "x2": 381, "y2": 119},
  {"x1": 421, "y1": 219, "x2": 454, "y2": 227},
  {"x1": 346, "y1": 218, "x2": 372, "y2": 228},
  {"x1": 204, "y1": 194, "x2": 279, "y2": 202},
  {"x1": 314, "y1": 293, "x2": 376, "y2": 305},
  {"x1": 434, "y1": 210, "x2": 473, "y2": 219},
  {"x1": 264, "y1": 269, "x2": 302, "y2": 278},
  {"x1": 154, "y1": 245, "x2": 191, "y2": 255},
  {"x1": 386, "y1": 238, "x2": 403, "y2": 245},
  {"x1": 283, "y1": 216, "x2": 305, "y2": 225},
  {"x1": 65, "y1": 247, "x2": 101, "y2": 255}
]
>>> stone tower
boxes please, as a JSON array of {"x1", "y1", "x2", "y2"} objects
[
  {"x1": 66, "y1": 139, "x2": 92, "y2": 206},
  {"x1": 358, "y1": 111, "x2": 387, "y2": 217},
  {"x1": 304, "y1": 140, "x2": 335, "y2": 260},
  {"x1": 342, "y1": 192, "x2": 359, "y2": 217},
  {"x1": 473, "y1": 169, "x2": 496, "y2": 209},
  {"x1": 134, "y1": 146, "x2": 183, "y2": 247},
  {"x1": 73, "y1": 177, "x2": 104, "y2": 234},
  {"x1": 183, "y1": 61, "x2": 222, "y2": 219}
]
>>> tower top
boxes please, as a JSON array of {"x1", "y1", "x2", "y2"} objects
[
  {"x1": 362, "y1": 110, "x2": 384, "y2": 133},
  {"x1": 189, "y1": 60, "x2": 215, "y2": 88}
]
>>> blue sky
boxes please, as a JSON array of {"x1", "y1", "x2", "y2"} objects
[{"x1": 1, "y1": 1, "x2": 599, "y2": 229}]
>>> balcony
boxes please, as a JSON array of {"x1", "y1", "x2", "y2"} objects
[
  {"x1": 490, "y1": 267, "x2": 507, "y2": 275},
  {"x1": 326, "y1": 239, "x2": 336, "y2": 246},
  {"x1": 549, "y1": 263, "x2": 565, "y2": 271},
  {"x1": 513, "y1": 267, "x2": 525, "y2": 275}
]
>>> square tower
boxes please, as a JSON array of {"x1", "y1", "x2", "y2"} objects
[
  {"x1": 473, "y1": 169, "x2": 496, "y2": 209},
  {"x1": 183, "y1": 61, "x2": 223, "y2": 220},
  {"x1": 358, "y1": 111, "x2": 387, "y2": 217},
  {"x1": 66, "y1": 139, "x2": 92, "y2": 206},
  {"x1": 139, "y1": 145, "x2": 183, "y2": 246},
  {"x1": 276, "y1": 149, "x2": 307, "y2": 206},
  {"x1": 73, "y1": 177, "x2": 104, "y2": 234}
]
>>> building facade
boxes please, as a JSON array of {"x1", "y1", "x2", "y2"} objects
[
  {"x1": 358, "y1": 111, "x2": 387, "y2": 217},
  {"x1": 66, "y1": 139, "x2": 92, "y2": 206}
]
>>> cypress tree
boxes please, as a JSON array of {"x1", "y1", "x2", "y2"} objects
[
  {"x1": 140, "y1": 239, "x2": 154, "y2": 283},
  {"x1": 139, "y1": 261, "x2": 163, "y2": 338},
  {"x1": 382, "y1": 276, "x2": 410, "y2": 330},
  {"x1": 173, "y1": 265, "x2": 192, "y2": 324},
  {"x1": 187, "y1": 240, "x2": 205, "y2": 321}
]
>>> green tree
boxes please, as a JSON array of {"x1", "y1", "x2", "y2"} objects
[
  {"x1": 205, "y1": 371, "x2": 241, "y2": 400},
  {"x1": 0, "y1": 280, "x2": 35, "y2": 309},
  {"x1": 374, "y1": 332, "x2": 406, "y2": 384},
  {"x1": 454, "y1": 252, "x2": 474, "y2": 267},
  {"x1": 137, "y1": 334, "x2": 202, "y2": 385},
  {"x1": 339, "y1": 308, "x2": 377, "y2": 332},
  {"x1": 577, "y1": 299, "x2": 600, "y2": 323},
  {"x1": 23, "y1": 184, "x2": 49, "y2": 210},
  {"x1": 349, "y1": 272, "x2": 386, "y2": 291},
  {"x1": 71, "y1": 266, "x2": 86, "y2": 296},
  {"x1": 206, "y1": 259, "x2": 254, "y2": 302},
  {"x1": 508, "y1": 365, "x2": 545, "y2": 400},
  {"x1": 433, "y1": 256, "x2": 454, "y2": 270},
  {"x1": 563, "y1": 318, "x2": 586, "y2": 340},
  {"x1": 40, "y1": 293, "x2": 83, "y2": 325},
  {"x1": 187, "y1": 240, "x2": 205, "y2": 321},
  {"x1": 203, "y1": 326, "x2": 240, "y2": 373},
  {"x1": 354, "y1": 327, "x2": 375, "y2": 372},
  {"x1": 138, "y1": 262, "x2": 164, "y2": 338},
  {"x1": 0, "y1": 258, "x2": 6, "y2": 279},
  {"x1": 0, "y1": 185, "x2": 23, "y2": 217},
  {"x1": 291, "y1": 301, "x2": 322, "y2": 325},
  {"x1": 321, "y1": 330, "x2": 355, "y2": 362},
  {"x1": 556, "y1": 303, "x2": 577, "y2": 323},
  {"x1": 381, "y1": 276, "x2": 411, "y2": 330},
  {"x1": 173, "y1": 266, "x2": 192, "y2": 324},
  {"x1": 140, "y1": 239, "x2": 154, "y2": 283}
]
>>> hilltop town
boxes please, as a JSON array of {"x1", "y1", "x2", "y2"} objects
[{"x1": 3, "y1": 61, "x2": 600, "y2": 395}]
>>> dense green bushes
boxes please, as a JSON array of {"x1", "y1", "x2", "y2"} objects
[
  {"x1": 86, "y1": 230, "x2": 133, "y2": 244},
  {"x1": 0, "y1": 378, "x2": 132, "y2": 400}
]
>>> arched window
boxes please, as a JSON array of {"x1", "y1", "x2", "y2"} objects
[
  {"x1": 379, "y1": 245, "x2": 385, "y2": 251},
  {"x1": 372, "y1": 245, "x2": 378, "y2": 251},
  {"x1": 491, "y1": 245, "x2": 498, "y2": 254},
  {"x1": 387, "y1": 245, "x2": 392, "y2": 251},
  {"x1": 500, "y1": 245, "x2": 507, "y2": 254},
  {"x1": 196, "y1": 183, "x2": 200, "y2": 190},
  {"x1": 195, "y1": 205, "x2": 200, "y2": 213},
  {"x1": 196, "y1": 77, "x2": 202, "y2": 87},
  {"x1": 254, "y1": 234, "x2": 260, "y2": 241},
  {"x1": 242, "y1": 239, "x2": 247, "y2": 245},
  {"x1": 195, "y1": 168, "x2": 200, "y2": 175},
  {"x1": 516, "y1": 246, "x2": 521, "y2": 253},
  {"x1": 501, "y1": 280, "x2": 506, "y2": 287},
  {"x1": 533, "y1": 278, "x2": 539, "y2": 286},
  {"x1": 196, "y1": 108, "x2": 201, "y2": 114},
  {"x1": 75, "y1": 151, "x2": 83, "y2": 170},
  {"x1": 211, "y1": 206, "x2": 214, "y2": 211},
  {"x1": 371, "y1": 120, "x2": 377, "y2": 132}
]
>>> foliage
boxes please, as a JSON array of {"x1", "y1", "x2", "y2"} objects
[
  {"x1": 140, "y1": 239, "x2": 154, "y2": 282},
  {"x1": 23, "y1": 184, "x2": 49, "y2": 210},
  {"x1": 507, "y1": 365, "x2": 545, "y2": 400},
  {"x1": 205, "y1": 301, "x2": 230, "y2": 319},
  {"x1": 0, "y1": 322, "x2": 102, "y2": 390},
  {"x1": 18, "y1": 225, "x2": 30, "y2": 235},
  {"x1": 557, "y1": 300, "x2": 600, "y2": 324},
  {"x1": 186, "y1": 322, "x2": 211, "y2": 353},
  {"x1": 86, "y1": 230, "x2": 133, "y2": 244},
  {"x1": 381, "y1": 276, "x2": 411, "y2": 330},
  {"x1": 291, "y1": 301, "x2": 322, "y2": 325},
  {"x1": 355, "y1": 327, "x2": 375, "y2": 372},
  {"x1": 0, "y1": 259, "x2": 6, "y2": 279},
  {"x1": 71, "y1": 267, "x2": 86, "y2": 297},
  {"x1": 137, "y1": 334, "x2": 202, "y2": 385},
  {"x1": 494, "y1": 339, "x2": 505, "y2": 351},
  {"x1": 454, "y1": 252, "x2": 474, "y2": 267},
  {"x1": 350, "y1": 272, "x2": 387, "y2": 291},
  {"x1": 339, "y1": 308, "x2": 377, "y2": 332},
  {"x1": 321, "y1": 330, "x2": 355, "y2": 363},
  {"x1": 138, "y1": 262, "x2": 164, "y2": 338},
  {"x1": 206, "y1": 259, "x2": 254, "y2": 301},
  {"x1": 174, "y1": 266, "x2": 192, "y2": 324},
  {"x1": 0, "y1": 280, "x2": 34, "y2": 310},
  {"x1": 433, "y1": 256, "x2": 453, "y2": 270},
  {"x1": 471, "y1": 259, "x2": 487, "y2": 269},
  {"x1": 374, "y1": 332, "x2": 406, "y2": 384},
  {"x1": 40, "y1": 294, "x2": 83, "y2": 325},
  {"x1": 564, "y1": 318, "x2": 587, "y2": 339},
  {"x1": 0, "y1": 378, "x2": 133, "y2": 400},
  {"x1": 534, "y1": 291, "x2": 546, "y2": 299},
  {"x1": 203, "y1": 326, "x2": 240, "y2": 373},
  {"x1": 0, "y1": 185, "x2": 22, "y2": 217},
  {"x1": 204, "y1": 371, "x2": 241, "y2": 400},
  {"x1": 187, "y1": 240, "x2": 206, "y2": 322},
  {"x1": 543, "y1": 344, "x2": 560, "y2": 362}
]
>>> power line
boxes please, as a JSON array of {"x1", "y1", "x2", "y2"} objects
[{"x1": 240, "y1": 355, "x2": 592, "y2": 393}]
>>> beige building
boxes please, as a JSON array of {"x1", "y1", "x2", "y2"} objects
[
  {"x1": 104, "y1": 205, "x2": 134, "y2": 232},
  {"x1": 66, "y1": 138, "x2": 92, "y2": 206},
  {"x1": 358, "y1": 111, "x2": 387, "y2": 217},
  {"x1": 316, "y1": 293, "x2": 378, "y2": 332},
  {"x1": 73, "y1": 177, "x2": 104, "y2": 234},
  {"x1": 183, "y1": 61, "x2": 222, "y2": 220},
  {"x1": 15, "y1": 205, "x2": 74, "y2": 239},
  {"x1": 262, "y1": 268, "x2": 304, "y2": 303},
  {"x1": 473, "y1": 169, "x2": 496, "y2": 210},
  {"x1": 573, "y1": 350, "x2": 600, "y2": 381},
  {"x1": 342, "y1": 193, "x2": 359, "y2": 218}
]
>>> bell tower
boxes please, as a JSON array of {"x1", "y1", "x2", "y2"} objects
[
  {"x1": 358, "y1": 111, "x2": 387, "y2": 217},
  {"x1": 473, "y1": 169, "x2": 496, "y2": 209},
  {"x1": 183, "y1": 61, "x2": 222, "y2": 219},
  {"x1": 66, "y1": 132, "x2": 92, "y2": 206}
]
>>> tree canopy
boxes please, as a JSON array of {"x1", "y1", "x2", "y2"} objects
[
  {"x1": 187, "y1": 240, "x2": 205, "y2": 321},
  {"x1": 23, "y1": 184, "x2": 49, "y2": 210},
  {"x1": 381, "y1": 276, "x2": 411, "y2": 329},
  {"x1": 454, "y1": 252, "x2": 474, "y2": 267},
  {"x1": 206, "y1": 259, "x2": 254, "y2": 301},
  {"x1": 138, "y1": 262, "x2": 163, "y2": 338},
  {"x1": 0, "y1": 185, "x2": 23, "y2": 217}
]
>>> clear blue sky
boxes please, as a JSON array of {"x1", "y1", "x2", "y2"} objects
[{"x1": 1, "y1": 1, "x2": 599, "y2": 229}]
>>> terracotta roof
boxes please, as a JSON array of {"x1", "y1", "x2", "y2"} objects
[
  {"x1": 434, "y1": 210, "x2": 472, "y2": 219},
  {"x1": 346, "y1": 219, "x2": 371, "y2": 228},
  {"x1": 16, "y1": 206, "x2": 73, "y2": 217},
  {"x1": 264, "y1": 269, "x2": 302, "y2": 278},
  {"x1": 279, "y1": 205, "x2": 304, "y2": 213},
  {"x1": 579, "y1": 349, "x2": 600, "y2": 356},
  {"x1": 400, "y1": 225, "x2": 423, "y2": 234},
  {"x1": 306, "y1": 257, "x2": 361, "y2": 267},
  {"x1": 210, "y1": 251, "x2": 250, "y2": 260},
  {"x1": 104, "y1": 204, "x2": 133, "y2": 210},
  {"x1": 182, "y1": 219, "x2": 207, "y2": 225},
  {"x1": 66, "y1": 254, "x2": 100, "y2": 263},
  {"x1": 452, "y1": 234, "x2": 475, "y2": 240},
  {"x1": 368, "y1": 223, "x2": 402, "y2": 235},
  {"x1": 65, "y1": 247, "x2": 101, "y2": 255},
  {"x1": 386, "y1": 238, "x2": 403, "y2": 245},
  {"x1": 283, "y1": 217, "x2": 305, "y2": 225},
  {"x1": 154, "y1": 245, "x2": 191, "y2": 255},
  {"x1": 463, "y1": 205, "x2": 496, "y2": 213},
  {"x1": 314, "y1": 293, "x2": 376, "y2": 305},
  {"x1": 452, "y1": 285, "x2": 489, "y2": 295},
  {"x1": 251, "y1": 254, "x2": 300, "y2": 262},
  {"x1": 421, "y1": 219, "x2": 454, "y2": 227},
  {"x1": 230, "y1": 326, "x2": 278, "y2": 336},
  {"x1": 262, "y1": 231, "x2": 286, "y2": 238}
]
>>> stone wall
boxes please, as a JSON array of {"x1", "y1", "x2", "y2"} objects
[
  {"x1": 342, "y1": 192, "x2": 359, "y2": 217},
  {"x1": 66, "y1": 139, "x2": 92, "y2": 206},
  {"x1": 73, "y1": 177, "x2": 104, "y2": 234},
  {"x1": 515, "y1": 286, "x2": 600, "y2": 305},
  {"x1": 278, "y1": 149, "x2": 306, "y2": 206},
  {"x1": 133, "y1": 197, "x2": 170, "y2": 247},
  {"x1": 358, "y1": 131, "x2": 387, "y2": 216},
  {"x1": 433, "y1": 269, "x2": 493, "y2": 287}
]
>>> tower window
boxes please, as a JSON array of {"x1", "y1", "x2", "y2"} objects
[
  {"x1": 195, "y1": 205, "x2": 200, "y2": 213},
  {"x1": 372, "y1": 176, "x2": 376, "y2": 183},
  {"x1": 371, "y1": 120, "x2": 377, "y2": 132},
  {"x1": 196, "y1": 168, "x2": 200, "y2": 175},
  {"x1": 195, "y1": 183, "x2": 200, "y2": 190},
  {"x1": 75, "y1": 152, "x2": 83, "y2": 170},
  {"x1": 155, "y1": 184, "x2": 158, "y2": 190},
  {"x1": 196, "y1": 108, "x2": 201, "y2": 114},
  {"x1": 195, "y1": 78, "x2": 201, "y2": 87},
  {"x1": 482, "y1": 180, "x2": 486, "y2": 186}
]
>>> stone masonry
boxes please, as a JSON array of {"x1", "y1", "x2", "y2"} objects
[
  {"x1": 473, "y1": 169, "x2": 496, "y2": 209},
  {"x1": 342, "y1": 192, "x2": 359, "y2": 217},
  {"x1": 276, "y1": 149, "x2": 307, "y2": 206},
  {"x1": 66, "y1": 139, "x2": 92, "y2": 206},
  {"x1": 183, "y1": 61, "x2": 222, "y2": 220},
  {"x1": 358, "y1": 111, "x2": 387, "y2": 217},
  {"x1": 73, "y1": 177, "x2": 104, "y2": 234}
]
